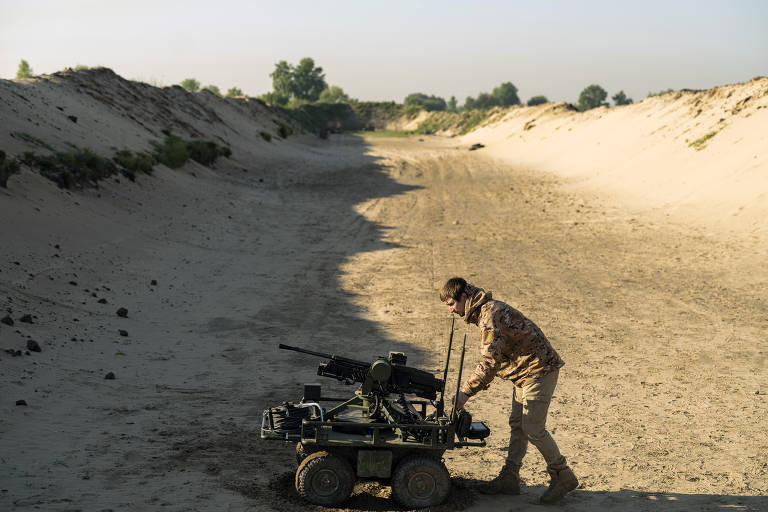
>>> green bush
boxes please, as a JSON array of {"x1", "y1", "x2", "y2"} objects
[
  {"x1": 113, "y1": 149, "x2": 154, "y2": 174},
  {"x1": 22, "y1": 148, "x2": 118, "y2": 188},
  {"x1": 152, "y1": 134, "x2": 231, "y2": 168},
  {"x1": 152, "y1": 134, "x2": 189, "y2": 168},
  {"x1": 527, "y1": 95, "x2": 548, "y2": 106},
  {"x1": 260, "y1": 131, "x2": 272, "y2": 142},
  {"x1": 277, "y1": 124, "x2": 293, "y2": 138},
  {"x1": 0, "y1": 150, "x2": 22, "y2": 188}
]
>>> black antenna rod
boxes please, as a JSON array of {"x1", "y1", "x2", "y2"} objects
[
  {"x1": 450, "y1": 333, "x2": 467, "y2": 422},
  {"x1": 440, "y1": 316, "x2": 455, "y2": 402}
]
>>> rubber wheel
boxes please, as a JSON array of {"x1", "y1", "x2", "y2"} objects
[
  {"x1": 295, "y1": 451, "x2": 354, "y2": 506},
  {"x1": 391, "y1": 455, "x2": 451, "y2": 509}
]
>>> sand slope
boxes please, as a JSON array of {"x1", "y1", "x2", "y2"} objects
[{"x1": 461, "y1": 78, "x2": 768, "y2": 235}]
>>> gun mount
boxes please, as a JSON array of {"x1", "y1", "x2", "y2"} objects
[{"x1": 261, "y1": 321, "x2": 490, "y2": 509}]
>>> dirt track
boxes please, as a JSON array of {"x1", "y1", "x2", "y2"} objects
[{"x1": 1, "y1": 135, "x2": 766, "y2": 511}]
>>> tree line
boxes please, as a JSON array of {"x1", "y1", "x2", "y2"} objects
[{"x1": 13, "y1": 58, "x2": 657, "y2": 112}]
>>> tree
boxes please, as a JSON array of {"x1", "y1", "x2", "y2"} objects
[
  {"x1": 16, "y1": 59, "x2": 33, "y2": 79},
  {"x1": 291, "y1": 57, "x2": 327, "y2": 101},
  {"x1": 204, "y1": 85, "x2": 221, "y2": 96},
  {"x1": 527, "y1": 95, "x2": 548, "y2": 106},
  {"x1": 447, "y1": 96, "x2": 458, "y2": 112},
  {"x1": 318, "y1": 85, "x2": 350, "y2": 103},
  {"x1": 404, "y1": 92, "x2": 447, "y2": 112},
  {"x1": 491, "y1": 82, "x2": 520, "y2": 106},
  {"x1": 270, "y1": 60, "x2": 293, "y2": 98},
  {"x1": 473, "y1": 92, "x2": 499, "y2": 109},
  {"x1": 225, "y1": 87, "x2": 243, "y2": 98},
  {"x1": 612, "y1": 90, "x2": 633, "y2": 106},
  {"x1": 180, "y1": 78, "x2": 200, "y2": 92},
  {"x1": 463, "y1": 96, "x2": 476, "y2": 111},
  {"x1": 577, "y1": 84, "x2": 608, "y2": 111},
  {"x1": 269, "y1": 58, "x2": 327, "y2": 102}
]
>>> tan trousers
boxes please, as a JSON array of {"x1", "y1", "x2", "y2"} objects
[{"x1": 506, "y1": 368, "x2": 567, "y2": 470}]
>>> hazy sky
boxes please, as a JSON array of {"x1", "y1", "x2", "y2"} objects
[{"x1": 1, "y1": 0, "x2": 766, "y2": 104}]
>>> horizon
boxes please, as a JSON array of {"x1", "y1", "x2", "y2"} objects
[{"x1": 1, "y1": 0, "x2": 767, "y2": 105}]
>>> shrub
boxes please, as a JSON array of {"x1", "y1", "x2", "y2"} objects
[
  {"x1": 689, "y1": 131, "x2": 717, "y2": 151},
  {"x1": 647, "y1": 88, "x2": 674, "y2": 98},
  {"x1": 226, "y1": 87, "x2": 243, "y2": 98},
  {"x1": 22, "y1": 148, "x2": 118, "y2": 188},
  {"x1": 277, "y1": 124, "x2": 293, "y2": 138},
  {"x1": 260, "y1": 131, "x2": 272, "y2": 142},
  {"x1": 152, "y1": 134, "x2": 231, "y2": 168},
  {"x1": 16, "y1": 59, "x2": 33, "y2": 79},
  {"x1": 180, "y1": 78, "x2": 200, "y2": 92},
  {"x1": 152, "y1": 134, "x2": 189, "y2": 168},
  {"x1": 0, "y1": 150, "x2": 22, "y2": 188},
  {"x1": 527, "y1": 95, "x2": 548, "y2": 106},
  {"x1": 204, "y1": 85, "x2": 221, "y2": 96},
  {"x1": 113, "y1": 149, "x2": 154, "y2": 174},
  {"x1": 612, "y1": 90, "x2": 633, "y2": 105},
  {"x1": 187, "y1": 140, "x2": 231, "y2": 165}
]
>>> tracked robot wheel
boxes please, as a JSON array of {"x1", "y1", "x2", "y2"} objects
[
  {"x1": 295, "y1": 451, "x2": 355, "y2": 506},
  {"x1": 391, "y1": 455, "x2": 451, "y2": 509}
]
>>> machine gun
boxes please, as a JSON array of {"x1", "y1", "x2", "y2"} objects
[{"x1": 278, "y1": 344, "x2": 443, "y2": 400}]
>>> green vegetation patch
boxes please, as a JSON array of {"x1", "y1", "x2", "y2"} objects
[
  {"x1": 21, "y1": 148, "x2": 118, "y2": 188},
  {"x1": 260, "y1": 131, "x2": 272, "y2": 142},
  {"x1": 12, "y1": 132, "x2": 55, "y2": 151},
  {"x1": 152, "y1": 134, "x2": 231, "y2": 169},
  {"x1": 0, "y1": 150, "x2": 22, "y2": 188},
  {"x1": 113, "y1": 149, "x2": 154, "y2": 174},
  {"x1": 277, "y1": 123, "x2": 293, "y2": 139},
  {"x1": 689, "y1": 131, "x2": 718, "y2": 151}
]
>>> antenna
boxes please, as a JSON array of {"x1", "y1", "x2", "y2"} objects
[
  {"x1": 438, "y1": 316, "x2": 455, "y2": 415},
  {"x1": 450, "y1": 333, "x2": 467, "y2": 422}
]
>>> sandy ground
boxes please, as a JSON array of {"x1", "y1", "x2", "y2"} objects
[{"x1": 1, "y1": 132, "x2": 766, "y2": 511}]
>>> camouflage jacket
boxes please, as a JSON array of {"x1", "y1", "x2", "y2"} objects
[{"x1": 460, "y1": 284, "x2": 564, "y2": 396}]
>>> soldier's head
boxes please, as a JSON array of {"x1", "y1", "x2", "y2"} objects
[{"x1": 440, "y1": 277, "x2": 469, "y2": 317}]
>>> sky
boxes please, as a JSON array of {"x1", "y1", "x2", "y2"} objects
[{"x1": 1, "y1": 0, "x2": 766, "y2": 105}]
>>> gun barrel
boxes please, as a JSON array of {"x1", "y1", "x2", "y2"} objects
[{"x1": 279, "y1": 343, "x2": 334, "y2": 359}]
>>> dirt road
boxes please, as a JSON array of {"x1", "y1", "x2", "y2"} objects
[{"x1": 1, "y1": 135, "x2": 766, "y2": 511}]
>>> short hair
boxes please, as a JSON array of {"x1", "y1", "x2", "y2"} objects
[{"x1": 440, "y1": 277, "x2": 467, "y2": 302}]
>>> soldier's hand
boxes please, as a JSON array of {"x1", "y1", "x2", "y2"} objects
[{"x1": 456, "y1": 391, "x2": 469, "y2": 410}]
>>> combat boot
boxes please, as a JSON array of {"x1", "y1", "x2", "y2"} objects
[
  {"x1": 477, "y1": 461, "x2": 521, "y2": 495},
  {"x1": 539, "y1": 466, "x2": 578, "y2": 504}
]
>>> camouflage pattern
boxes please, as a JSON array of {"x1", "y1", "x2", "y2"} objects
[{"x1": 460, "y1": 284, "x2": 564, "y2": 396}]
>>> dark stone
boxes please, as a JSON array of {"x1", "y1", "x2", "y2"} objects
[
  {"x1": 104, "y1": 372, "x2": 115, "y2": 380},
  {"x1": 150, "y1": 279, "x2": 157, "y2": 286},
  {"x1": 20, "y1": 314, "x2": 33, "y2": 324},
  {"x1": 468, "y1": 143, "x2": 485, "y2": 151},
  {"x1": 116, "y1": 307, "x2": 128, "y2": 318},
  {"x1": 1, "y1": 315, "x2": 14, "y2": 326},
  {"x1": 16, "y1": 400, "x2": 27, "y2": 406},
  {"x1": 118, "y1": 329, "x2": 128, "y2": 337},
  {"x1": 98, "y1": 298, "x2": 108, "y2": 304},
  {"x1": 55, "y1": 244, "x2": 60, "y2": 249},
  {"x1": 69, "y1": 281, "x2": 78, "y2": 286},
  {"x1": 26, "y1": 340, "x2": 41, "y2": 352},
  {"x1": 67, "y1": 115, "x2": 78, "y2": 123},
  {"x1": 4, "y1": 349, "x2": 16, "y2": 356}
]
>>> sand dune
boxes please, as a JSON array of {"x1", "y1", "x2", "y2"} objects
[{"x1": 461, "y1": 78, "x2": 768, "y2": 235}]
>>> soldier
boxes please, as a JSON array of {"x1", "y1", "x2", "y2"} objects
[{"x1": 440, "y1": 277, "x2": 578, "y2": 504}]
